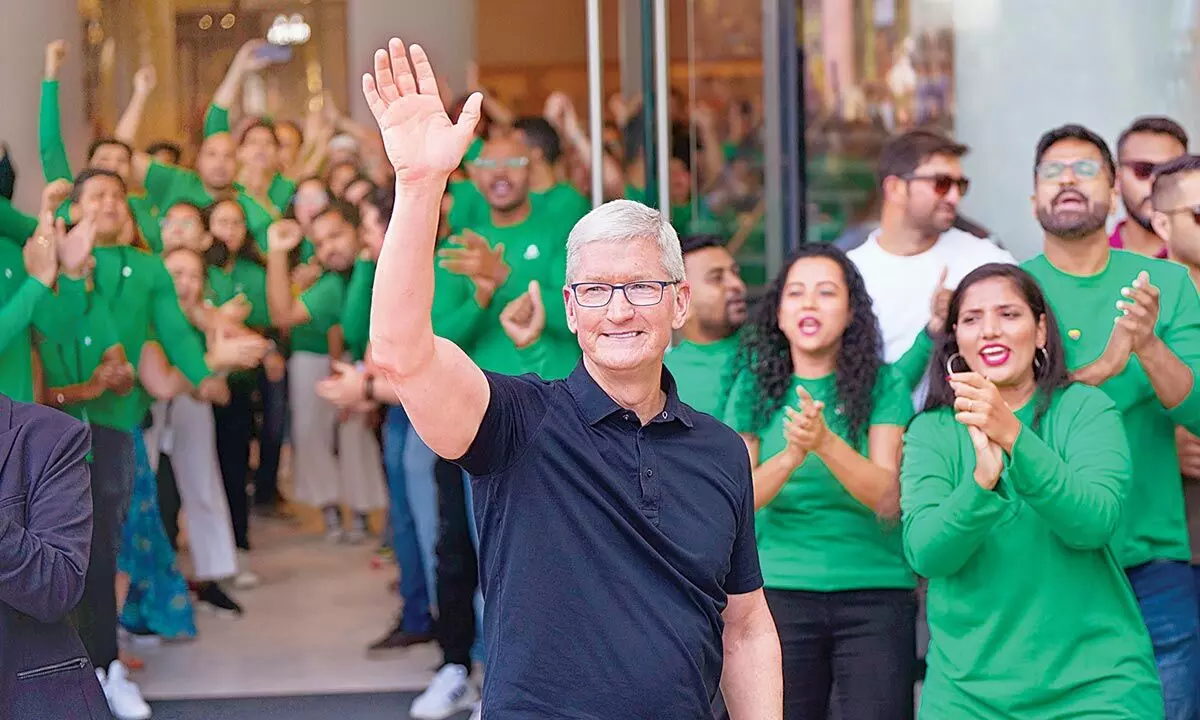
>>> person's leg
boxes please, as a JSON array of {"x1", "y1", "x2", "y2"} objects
[
  {"x1": 404, "y1": 425, "x2": 439, "y2": 609},
  {"x1": 170, "y1": 395, "x2": 239, "y2": 582},
  {"x1": 384, "y1": 406, "x2": 432, "y2": 633},
  {"x1": 462, "y1": 472, "x2": 485, "y2": 664},
  {"x1": 434, "y1": 458, "x2": 478, "y2": 669},
  {"x1": 213, "y1": 382, "x2": 254, "y2": 551},
  {"x1": 1127, "y1": 560, "x2": 1200, "y2": 720},
  {"x1": 254, "y1": 367, "x2": 288, "y2": 507},
  {"x1": 287, "y1": 353, "x2": 341, "y2": 519},
  {"x1": 829, "y1": 589, "x2": 917, "y2": 720},
  {"x1": 336, "y1": 410, "x2": 389, "y2": 538},
  {"x1": 764, "y1": 588, "x2": 833, "y2": 720},
  {"x1": 156, "y1": 454, "x2": 181, "y2": 550},
  {"x1": 75, "y1": 426, "x2": 135, "y2": 671}
]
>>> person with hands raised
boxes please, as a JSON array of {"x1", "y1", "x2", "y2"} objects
[
  {"x1": 901, "y1": 263, "x2": 1161, "y2": 719},
  {"x1": 1023, "y1": 125, "x2": 1200, "y2": 717},
  {"x1": 498, "y1": 279, "x2": 548, "y2": 374},
  {"x1": 724, "y1": 244, "x2": 915, "y2": 719},
  {"x1": 365, "y1": 39, "x2": 779, "y2": 720}
]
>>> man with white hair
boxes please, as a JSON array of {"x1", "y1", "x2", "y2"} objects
[{"x1": 364, "y1": 39, "x2": 781, "y2": 719}]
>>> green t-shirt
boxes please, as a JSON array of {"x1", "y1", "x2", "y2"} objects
[
  {"x1": 447, "y1": 180, "x2": 488, "y2": 235},
  {"x1": 447, "y1": 210, "x2": 580, "y2": 378},
  {"x1": 37, "y1": 295, "x2": 122, "y2": 423},
  {"x1": 448, "y1": 181, "x2": 590, "y2": 237},
  {"x1": 207, "y1": 259, "x2": 270, "y2": 330},
  {"x1": 291, "y1": 272, "x2": 347, "y2": 355},
  {"x1": 90, "y1": 245, "x2": 211, "y2": 430},
  {"x1": 663, "y1": 335, "x2": 739, "y2": 418},
  {"x1": 204, "y1": 104, "x2": 297, "y2": 214},
  {"x1": 724, "y1": 365, "x2": 915, "y2": 591},
  {"x1": 144, "y1": 161, "x2": 277, "y2": 252},
  {"x1": 0, "y1": 239, "x2": 86, "y2": 403},
  {"x1": 901, "y1": 384, "x2": 1161, "y2": 719},
  {"x1": 342, "y1": 259, "x2": 376, "y2": 362},
  {"x1": 1024, "y1": 249, "x2": 1200, "y2": 568}
]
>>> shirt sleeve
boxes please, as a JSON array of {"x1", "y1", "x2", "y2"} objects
[
  {"x1": 143, "y1": 160, "x2": 187, "y2": 208},
  {"x1": 721, "y1": 370, "x2": 759, "y2": 435},
  {"x1": 453, "y1": 371, "x2": 550, "y2": 478},
  {"x1": 1161, "y1": 271, "x2": 1200, "y2": 434},
  {"x1": 0, "y1": 278, "x2": 49, "y2": 355},
  {"x1": 149, "y1": 259, "x2": 211, "y2": 385},
  {"x1": 892, "y1": 330, "x2": 935, "y2": 392},
  {"x1": 299, "y1": 274, "x2": 346, "y2": 334},
  {"x1": 515, "y1": 339, "x2": 549, "y2": 377},
  {"x1": 900, "y1": 412, "x2": 1011, "y2": 578},
  {"x1": 30, "y1": 275, "x2": 88, "y2": 344},
  {"x1": 341, "y1": 259, "x2": 376, "y2": 361},
  {"x1": 431, "y1": 261, "x2": 494, "y2": 348},
  {"x1": 0, "y1": 196, "x2": 38, "y2": 243},
  {"x1": 870, "y1": 365, "x2": 916, "y2": 426},
  {"x1": 1006, "y1": 388, "x2": 1128, "y2": 550},
  {"x1": 38, "y1": 80, "x2": 73, "y2": 183},
  {"x1": 723, "y1": 454, "x2": 764, "y2": 595},
  {"x1": 204, "y1": 104, "x2": 231, "y2": 138}
]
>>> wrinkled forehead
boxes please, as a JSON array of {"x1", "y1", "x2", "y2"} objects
[{"x1": 571, "y1": 236, "x2": 670, "y2": 282}]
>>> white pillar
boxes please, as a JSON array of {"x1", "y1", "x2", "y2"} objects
[
  {"x1": 953, "y1": 0, "x2": 1200, "y2": 260},
  {"x1": 0, "y1": 0, "x2": 85, "y2": 212},
  {"x1": 346, "y1": 0, "x2": 475, "y2": 127}
]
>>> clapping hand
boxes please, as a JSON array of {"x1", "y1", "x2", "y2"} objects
[
  {"x1": 1116, "y1": 271, "x2": 1161, "y2": 352},
  {"x1": 781, "y1": 386, "x2": 829, "y2": 463},
  {"x1": 927, "y1": 265, "x2": 951, "y2": 336},
  {"x1": 23, "y1": 224, "x2": 59, "y2": 287},
  {"x1": 949, "y1": 372, "x2": 1022, "y2": 452},
  {"x1": 316, "y1": 359, "x2": 367, "y2": 410},
  {"x1": 967, "y1": 425, "x2": 1003, "y2": 490},
  {"x1": 58, "y1": 215, "x2": 96, "y2": 279},
  {"x1": 268, "y1": 219, "x2": 304, "y2": 254},
  {"x1": 499, "y1": 280, "x2": 546, "y2": 349},
  {"x1": 362, "y1": 37, "x2": 482, "y2": 184}
]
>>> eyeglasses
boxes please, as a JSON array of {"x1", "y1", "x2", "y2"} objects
[
  {"x1": 570, "y1": 281, "x2": 678, "y2": 308},
  {"x1": 470, "y1": 157, "x2": 530, "y2": 170},
  {"x1": 161, "y1": 217, "x2": 198, "y2": 230},
  {"x1": 902, "y1": 173, "x2": 970, "y2": 197},
  {"x1": 1121, "y1": 160, "x2": 1161, "y2": 181},
  {"x1": 1037, "y1": 159, "x2": 1102, "y2": 181},
  {"x1": 1162, "y1": 205, "x2": 1200, "y2": 225}
]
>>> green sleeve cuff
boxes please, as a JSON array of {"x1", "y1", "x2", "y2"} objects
[
  {"x1": 894, "y1": 329, "x2": 935, "y2": 391},
  {"x1": 515, "y1": 339, "x2": 548, "y2": 376}
]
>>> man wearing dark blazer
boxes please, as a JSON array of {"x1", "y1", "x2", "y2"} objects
[{"x1": 0, "y1": 393, "x2": 111, "y2": 719}]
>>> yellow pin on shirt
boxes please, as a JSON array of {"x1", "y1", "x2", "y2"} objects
[{"x1": 1067, "y1": 329, "x2": 1082, "y2": 340}]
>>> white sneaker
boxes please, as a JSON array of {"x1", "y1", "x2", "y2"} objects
[
  {"x1": 233, "y1": 551, "x2": 260, "y2": 589},
  {"x1": 102, "y1": 660, "x2": 152, "y2": 720},
  {"x1": 410, "y1": 664, "x2": 479, "y2": 720}
]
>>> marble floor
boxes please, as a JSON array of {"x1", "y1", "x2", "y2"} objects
[{"x1": 130, "y1": 510, "x2": 444, "y2": 701}]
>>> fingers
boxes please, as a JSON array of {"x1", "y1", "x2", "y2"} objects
[
  {"x1": 966, "y1": 425, "x2": 989, "y2": 451},
  {"x1": 408, "y1": 44, "x2": 439, "y2": 96},
  {"x1": 795, "y1": 385, "x2": 814, "y2": 408},
  {"x1": 954, "y1": 411, "x2": 988, "y2": 428},
  {"x1": 528, "y1": 280, "x2": 544, "y2": 313},
  {"x1": 362, "y1": 73, "x2": 384, "y2": 121},
  {"x1": 455, "y1": 92, "x2": 484, "y2": 142},
  {"x1": 373, "y1": 48, "x2": 399, "y2": 104},
  {"x1": 948, "y1": 380, "x2": 987, "y2": 400},
  {"x1": 947, "y1": 371, "x2": 988, "y2": 389},
  {"x1": 388, "y1": 38, "x2": 418, "y2": 96},
  {"x1": 329, "y1": 359, "x2": 353, "y2": 376},
  {"x1": 936, "y1": 265, "x2": 949, "y2": 289}
]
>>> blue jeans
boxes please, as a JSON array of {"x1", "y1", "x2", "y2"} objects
[
  {"x1": 383, "y1": 406, "x2": 437, "y2": 633},
  {"x1": 1127, "y1": 560, "x2": 1200, "y2": 720}
]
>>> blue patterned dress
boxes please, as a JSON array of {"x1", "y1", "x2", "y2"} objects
[{"x1": 118, "y1": 429, "x2": 197, "y2": 639}]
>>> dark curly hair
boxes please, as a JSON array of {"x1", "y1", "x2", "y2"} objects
[
  {"x1": 924, "y1": 263, "x2": 1070, "y2": 430},
  {"x1": 732, "y1": 244, "x2": 883, "y2": 445}
]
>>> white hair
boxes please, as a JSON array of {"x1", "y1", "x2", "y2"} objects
[{"x1": 565, "y1": 199, "x2": 685, "y2": 284}]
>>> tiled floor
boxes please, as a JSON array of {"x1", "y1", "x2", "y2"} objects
[{"x1": 131, "y1": 511, "x2": 443, "y2": 701}]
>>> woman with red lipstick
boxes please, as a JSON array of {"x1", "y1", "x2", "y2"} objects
[
  {"x1": 725, "y1": 244, "x2": 917, "y2": 719},
  {"x1": 902, "y1": 263, "x2": 1160, "y2": 718}
]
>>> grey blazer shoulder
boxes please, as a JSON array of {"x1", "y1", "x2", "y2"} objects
[{"x1": 0, "y1": 394, "x2": 112, "y2": 719}]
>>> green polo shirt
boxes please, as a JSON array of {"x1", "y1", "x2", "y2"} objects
[
  {"x1": 663, "y1": 334, "x2": 740, "y2": 418},
  {"x1": 342, "y1": 259, "x2": 376, "y2": 362},
  {"x1": 205, "y1": 104, "x2": 298, "y2": 212},
  {"x1": 291, "y1": 271, "x2": 347, "y2": 355},
  {"x1": 37, "y1": 294, "x2": 122, "y2": 423},
  {"x1": 143, "y1": 160, "x2": 276, "y2": 252},
  {"x1": 208, "y1": 259, "x2": 270, "y2": 330}
]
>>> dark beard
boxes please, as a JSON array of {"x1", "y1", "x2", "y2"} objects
[{"x1": 1037, "y1": 202, "x2": 1109, "y2": 240}]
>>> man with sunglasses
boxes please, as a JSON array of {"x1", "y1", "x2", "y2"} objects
[
  {"x1": 1024, "y1": 125, "x2": 1200, "y2": 720},
  {"x1": 1112, "y1": 117, "x2": 1189, "y2": 259},
  {"x1": 849, "y1": 129, "x2": 1013, "y2": 396}
]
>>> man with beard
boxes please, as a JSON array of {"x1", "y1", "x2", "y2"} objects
[
  {"x1": 664, "y1": 234, "x2": 748, "y2": 417},
  {"x1": 1023, "y1": 124, "x2": 1200, "y2": 720},
  {"x1": 1112, "y1": 117, "x2": 1188, "y2": 259},
  {"x1": 848, "y1": 129, "x2": 1013, "y2": 392}
]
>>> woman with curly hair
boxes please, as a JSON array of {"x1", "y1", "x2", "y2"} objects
[
  {"x1": 900, "y1": 263, "x2": 1161, "y2": 718},
  {"x1": 724, "y1": 244, "x2": 917, "y2": 719}
]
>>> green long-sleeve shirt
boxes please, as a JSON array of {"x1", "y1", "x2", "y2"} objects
[
  {"x1": 37, "y1": 292, "x2": 122, "y2": 424},
  {"x1": 39, "y1": 80, "x2": 163, "y2": 251},
  {"x1": 1025, "y1": 249, "x2": 1200, "y2": 568},
  {"x1": 901, "y1": 384, "x2": 1161, "y2": 719},
  {"x1": 0, "y1": 239, "x2": 87, "y2": 403},
  {"x1": 88, "y1": 245, "x2": 211, "y2": 430},
  {"x1": 143, "y1": 160, "x2": 276, "y2": 252},
  {"x1": 0, "y1": 197, "x2": 38, "y2": 245},
  {"x1": 342, "y1": 258, "x2": 376, "y2": 362},
  {"x1": 204, "y1": 105, "x2": 297, "y2": 212}
]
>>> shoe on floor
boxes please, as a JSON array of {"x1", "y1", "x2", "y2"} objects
[
  {"x1": 410, "y1": 664, "x2": 479, "y2": 720},
  {"x1": 232, "y1": 550, "x2": 260, "y2": 590},
  {"x1": 101, "y1": 660, "x2": 152, "y2": 720},
  {"x1": 366, "y1": 618, "x2": 435, "y2": 656},
  {"x1": 195, "y1": 582, "x2": 243, "y2": 617}
]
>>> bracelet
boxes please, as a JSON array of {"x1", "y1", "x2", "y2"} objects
[{"x1": 364, "y1": 373, "x2": 375, "y2": 402}]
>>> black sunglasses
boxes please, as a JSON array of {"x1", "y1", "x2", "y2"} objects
[
  {"x1": 1122, "y1": 160, "x2": 1158, "y2": 181},
  {"x1": 902, "y1": 173, "x2": 970, "y2": 197}
]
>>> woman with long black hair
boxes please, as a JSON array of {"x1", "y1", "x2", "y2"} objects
[
  {"x1": 724, "y1": 244, "x2": 916, "y2": 719},
  {"x1": 901, "y1": 263, "x2": 1161, "y2": 718}
]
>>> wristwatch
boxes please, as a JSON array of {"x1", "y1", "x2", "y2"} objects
[{"x1": 364, "y1": 373, "x2": 375, "y2": 402}]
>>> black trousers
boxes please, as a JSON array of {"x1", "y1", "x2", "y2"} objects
[
  {"x1": 213, "y1": 380, "x2": 256, "y2": 550},
  {"x1": 254, "y1": 369, "x2": 288, "y2": 507},
  {"x1": 434, "y1": 458, "x2": 477, "y2": 668},
  {"x1": 156, "y1": 452, "x2": 182, "y2": 550},
  {"x1": 766, "y1": 588, "x2": 917, "y2": 720},
  {"x1": 74, "y1": 425, "x2": 135, "y2": 671}
]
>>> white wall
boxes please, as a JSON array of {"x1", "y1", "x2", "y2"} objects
[
  {"x1": 0, "y1": 0, "x2": 85, "y2": 213},
  {"x1": 953, "y1": 0, "x2": 1200, "y2": 260},
  {"x1": 346, "y1": 0, "x2": 475, "y2": 127}
]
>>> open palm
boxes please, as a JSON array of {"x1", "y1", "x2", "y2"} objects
[{"x1": 362, "y1": 38, "x2": 482, "y2": 185}]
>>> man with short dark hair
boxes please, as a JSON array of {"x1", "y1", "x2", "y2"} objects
[
  {"x1": 848, "y1": 129, "x2": 1013, "y2": 394},
  {"x1": 146, "y1": 141, "x2": 182, "y2": 166},
  {"x1": 1113, "y1": 116, "x2": 1189, "y2": 258},
  {"x1": 1023, "y1": 124, "x2": 1200, "y2": 720},
  {"x1": 513, "y1": 115, "x2": 591, "y2": 221},
  {"x1": 664, "y1": 234, "x2": 747, "y2": 417}
]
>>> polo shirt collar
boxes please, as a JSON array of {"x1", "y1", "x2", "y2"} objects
[{"x1": 567, "y1": 361, "x2": 694, "y2": 428}]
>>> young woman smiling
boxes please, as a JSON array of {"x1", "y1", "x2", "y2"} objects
[
  {"x1": 725, "y1": 244, "x2": 917, "y2": 719},
  {"x1": 901, "y1": 263, "x2": 1161, "y2": 718}
]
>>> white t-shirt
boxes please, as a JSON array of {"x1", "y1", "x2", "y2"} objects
[{"x1": 848, "y1": 228, "x2": 1016, "y2": 363}]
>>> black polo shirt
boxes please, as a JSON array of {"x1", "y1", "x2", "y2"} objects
[{"x1": 455, "y1": 361, "x2": 762, "y2": 719}]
